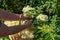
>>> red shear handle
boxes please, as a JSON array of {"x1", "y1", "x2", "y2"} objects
[
  {"x1": 0, "y1": 10, "x2": 31, "y2": 21},
  {"x1": 0, "y1": 10, "x2": 20, "y2": 21}
]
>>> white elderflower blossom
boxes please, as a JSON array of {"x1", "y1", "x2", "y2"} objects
[
  {"x1": 22, "y1": 5, "x2": 35, "y2": 13},
  {"x1": 21, "y1": 35, "x2": 27, "y2": 39},
  {"x1": 36, "y1": 14, "x2": 48, "y2": 21}
]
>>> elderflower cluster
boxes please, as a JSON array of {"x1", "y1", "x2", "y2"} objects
[
  {"x1": 36, "y1": 14, "x2": 48, "y2": 21},
  {"x1": 4, "y1": 21, "x2": 19, "y2": 27},
  {"x1": 20, "y1": 30, "x2": 34, "y2": 39},
  {"x1": 22, "y1": 5, "x2": 35, "y2": 13}
]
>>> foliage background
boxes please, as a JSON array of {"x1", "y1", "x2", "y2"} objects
[{"x1": 0, "y1": 0, "x2": 60, "y2": 40}]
